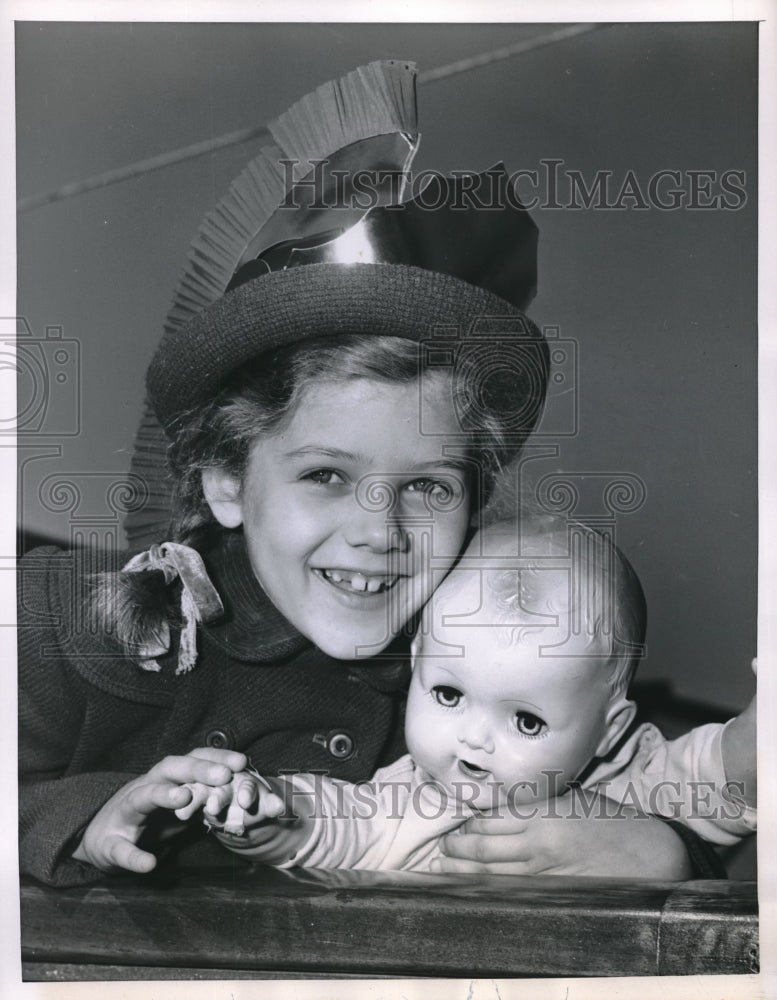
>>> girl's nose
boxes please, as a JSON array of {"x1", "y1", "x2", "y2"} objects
[
  {"x1": 343, "y1": 503, "x2": 409, "y2": 553},
  {"x1": 457, "y1": 712, "x2": 495, "y2": 755}
]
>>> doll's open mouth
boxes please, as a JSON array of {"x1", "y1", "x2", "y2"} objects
[
  {"x1": 458, "y1": 760, "x2": 490, "y2": 779},
  {"x1": 318, "y1": 569, "x2": 400, "y2": 595}
]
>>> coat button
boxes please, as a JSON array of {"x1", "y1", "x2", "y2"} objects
[
  {"x1": 327, "y1": 731, "x2": 355, "y2": 760},
  {"x1": 205, "y1": 728, "x2": 234, "y2": 750}
]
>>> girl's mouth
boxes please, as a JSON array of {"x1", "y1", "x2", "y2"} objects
[{"x1": 317, "y1": 568, "x2": 400, "y2": 595}]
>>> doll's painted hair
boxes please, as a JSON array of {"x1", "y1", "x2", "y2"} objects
[{"x1": 472, "y1": 517, "x2": 646, "y2": 699}]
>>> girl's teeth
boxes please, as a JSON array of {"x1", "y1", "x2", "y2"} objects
[{"x1": 323, "y1": 569, "x2": 394, "y2": 593}]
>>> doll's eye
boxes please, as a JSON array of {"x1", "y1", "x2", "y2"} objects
[
  {"x1": 515, "y1": 712, "x2": 547, "y2": 737},
  {"x1": 305, "y1": 469, "x2": 345, "y2": 486},
  {"x1": 432, "y1": 685, "x2": 462, "y2": 708}
]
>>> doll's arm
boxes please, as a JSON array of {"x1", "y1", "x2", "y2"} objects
[
  {"x1": 720, "y1": 661, "x2": 757, "y2": 808},
  {"x1": 433, "y1": 793, "x2": 698, "y2": 879},
  {"x1": 577, "y1": 663, "x2": 758, "y2": 846},
  {"x1": 203, "y1": 764, "x2": 422, "y2": 870}
]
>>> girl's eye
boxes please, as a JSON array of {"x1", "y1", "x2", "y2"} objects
[
  {"x1": 432, "y1": 685, "x2": 462, "y2": 708},
  {"x1": 304, "y1": 469, "x2": 345, "y2": 486},
  {"x1": 406, "y1": 478, "x2": 454, "y2": 501},
  {"x1": 514, "y1": 712, "x2": 547, "y2": 738}
]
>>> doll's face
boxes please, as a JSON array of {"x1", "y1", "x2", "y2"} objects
[
  {"x1": 405, "y1": 571, "x2": 632, "y2": 811},
  {"x1": 204, "y1": 377, "x2": 471, "y2": 659}
]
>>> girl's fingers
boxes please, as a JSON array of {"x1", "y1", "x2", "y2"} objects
[
  {"x1": 104, "y1": 835, "x2": 157, "y2": 874},
  {"x1": 174, "y1": 782, "x2": 212, "y2": 821},
  {"x1": 202, "y1": 779, "x2": 285, "y2": 832},
  {"x1": 188, "y1": 747, "x2": 249, "y2": 771},
  {"x1": 439, "y1": 832, "x2": 532, "y2": 863},
  {"x1": 457, "y1": 815, "x2": 529, "y2": 837},
  {"x1": 205, "y1": 784, "x2": 236, "y2": 817},
  {"x1": 148, "y1": 753, "x2": 240, "y2": 787},
  {"x1": 235, "y1": 775, "x2": 259, "y2": 810},
  {"x1": 127, "y1": 780, "x2": 191, "y2": 816}
]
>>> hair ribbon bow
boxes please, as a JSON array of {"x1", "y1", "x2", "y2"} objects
[{"x1": 122, "y1": 542, "x2": 224, "y2": 674}]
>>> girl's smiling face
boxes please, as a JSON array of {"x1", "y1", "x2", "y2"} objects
[{"x1": 203, "y1": 377, "x2": 472, "y2": 659}]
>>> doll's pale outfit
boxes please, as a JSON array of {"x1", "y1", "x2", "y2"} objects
[{"x1": 277, "y1": 721, "x2": 754, "y2": 873}]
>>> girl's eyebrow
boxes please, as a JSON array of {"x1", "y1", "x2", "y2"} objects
[
  {"x1": 418, "y1": 459, "x2": 472, "y2": 473},
  {"x1": 281, "y1": 445, "x2": 470, "y2": 473},
  {"x1": 282, "y1": 445, "x2": 360, "y2": 462}
]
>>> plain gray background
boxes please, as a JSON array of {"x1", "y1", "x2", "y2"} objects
[{"x1": 15, "y1": 21, "x2": 757, "y2": 710}]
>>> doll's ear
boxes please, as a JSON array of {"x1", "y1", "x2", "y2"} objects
[
  {"x1": 595, "y1": 696, "x2": 637, "y2": 759},
  {"x1": 201, "y1": 468, "x2": 243, "y2": 529}
]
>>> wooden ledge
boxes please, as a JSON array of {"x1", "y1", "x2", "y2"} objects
[{"x1": 20, "y1": 868, "x2": 759, "y2": 980}]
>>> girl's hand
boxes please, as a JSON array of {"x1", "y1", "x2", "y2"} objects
[
  {"x1": 720, "y1": 662, "x2": 757, "y2": 807},
  {"x1": 71, "y1": 748, "x2": 247, "y2": 874},
  {"x1": 181, "y1": 769, "x2": 286, "y2": 834},
  {"x1": 432, "y1": 794, "x2": 693, "y2": 879},
  {"x1": 203, "y1": 771, "x2": 311, "y2": 865}
]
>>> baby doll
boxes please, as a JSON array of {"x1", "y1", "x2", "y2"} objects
[{"x1": 183, "y1": 517, "x2": 756, "y2": 874}]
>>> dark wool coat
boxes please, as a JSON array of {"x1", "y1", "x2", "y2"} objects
[{"x1": 18, "y1": 536, "x2": 409, "y2": 886}]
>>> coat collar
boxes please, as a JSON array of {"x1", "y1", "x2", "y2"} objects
[{"x1": 202, "y1": 531, "x2": 310, "y2": 662}]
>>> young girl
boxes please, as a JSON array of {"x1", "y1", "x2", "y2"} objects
[
  {"x1": 18, "y1": 326, "x2": 541, "y2": 885},
  {"x1": 18, "y1": 61, "x2": 706, "y2": 887}
]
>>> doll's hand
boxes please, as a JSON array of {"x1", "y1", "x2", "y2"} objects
[
  {"x1": 170, "y1": 770, "x2": 260, "y2": 825},
  {"x1": 432, "y1": 793, "x2": 693, "y2": 879},
  {"x1": 204, "y1": 771, "x2": 311, "y2": 865},
  {"x1": 183, "y1": 769, "x2": 286, "y2": 834},
  {"x1": 72, "y1": 748, "x2": 247, "y2": 874}
]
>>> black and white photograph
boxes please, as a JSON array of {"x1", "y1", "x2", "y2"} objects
[{"x1": 4, "y1": 4, "x2": 773, "y2": 995}]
